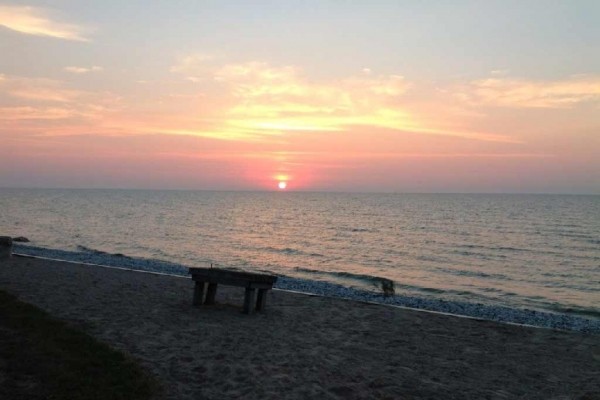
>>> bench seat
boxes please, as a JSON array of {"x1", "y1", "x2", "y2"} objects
[{"x1": 189, "y1": 267, "x2": 278, "y2": 314}]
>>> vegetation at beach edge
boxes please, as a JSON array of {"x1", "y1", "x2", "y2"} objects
[{"x1": 0, "y1": 289, "x2": 161, "y2": 400}]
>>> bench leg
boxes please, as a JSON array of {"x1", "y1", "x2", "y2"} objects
[
  {"x1": 193, "y1": 281, "x2": 206, "y2": 306},
  {"x1": 205, "y1": 283, "x2": 218, "y2": 305},
  {"x1": 243, "y1": 288, "x2": 256, "y2": 314},
  {"x1": 256, "y1": 289, "x2": 268, "y2": 312}
]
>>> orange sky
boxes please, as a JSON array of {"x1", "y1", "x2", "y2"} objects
[{"x1": 1, "y1": 2, "x2": 599, "y2": 193}]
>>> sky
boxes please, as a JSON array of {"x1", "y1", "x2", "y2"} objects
[{"x1": 0, "y1": 1, "x2": 599, "y2": 193}]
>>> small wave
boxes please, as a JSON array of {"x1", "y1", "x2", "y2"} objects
[
  {"x1": 77, "y1": 245, "x2": 129, "y2": 258},
  {"x1": 292, "y1": 267, "x2": 392, "y2": 286},
  {"x1": 556, "y1": 232, "x2": 594, "y2": 239},
  {"x1": 449, "y1": 249, "x2": 508, "y2": 260},
  {"x1": 264, "y1": 246, "x2": 305, "y2": 256},
  {"x1": 440, "y1": 268, "x2": 510, "y2": 280},
  {"x1": 259, "y1": 246, "x2": 325, "y2": 258},
  {"x1": 546, "y1": 304, "x2": 600, "y2": 319},
  {"x1": 492, "y1": 246, "x2": 533, "y2": 253},
  {"x1": 481, "y1": 287, "x2": 516, "y2": 294},
  {"x1": 416, "y1": 255, "x2": 448, "y2": 263},
  {"x1": 350, "y1": 228, "x2": 372, "y2": 232},
  {"x1": 459, "y1": 244, "x2": 488, "y2": 249},
  {"x1": 541, "y1": 271, "x2": 575, "y2": 278},
  {"x1": 291, "y1": 268, "x2": 486, "y2": 298},
  {"x1": 419, "y1": 287, "x2": 446, "y2": 294},
  {"x1": 456, "y1": 244, "x2": 534, "y2": 253}
]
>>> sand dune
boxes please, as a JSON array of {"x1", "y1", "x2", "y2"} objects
[{"x1": 0, "y1": 256, "x2": 598, "y2": 399}]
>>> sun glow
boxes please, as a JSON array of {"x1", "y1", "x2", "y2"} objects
[{"x1": 278, "y1": 181, "x2": 287, "y2": 190}]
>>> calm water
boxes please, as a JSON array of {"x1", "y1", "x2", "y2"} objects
[{"x1": 1, "y1": 189, "x2": 598, "y2": 317}]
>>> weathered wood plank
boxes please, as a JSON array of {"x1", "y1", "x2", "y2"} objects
[
  {"x1": 256, "y1": 289, "x2": 267, "y2": 312},
  {"x1": 243, "y1": 288, "x2": 257, "y2": 314},
  {"x1": 205, "y1": 283, "x2": 218, "y2": 305},
  {"x1": 0, "y1": 236, "x2": 12, "y2": 260},
  {"x1": 190, "y1": 276, "x2": 272, "y2": 289},
  {"x1": 189, "y1": 268, "x2": 277, "y2": 284},
  {"x1": 193, "y1": 281, "x2": 206, "y2": 306}
]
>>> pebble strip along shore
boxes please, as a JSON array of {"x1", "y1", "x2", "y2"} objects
[{"x1": 12, "y1": 244, "x2": 600, "y2": 334}]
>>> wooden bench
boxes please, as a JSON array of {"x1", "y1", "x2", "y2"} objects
[
  {"x1": 0, "y1": 236, "x2": 12, "y2": 260},
  {"x1": 188, "y1": 267, "x2": 278, "y2": 314}
]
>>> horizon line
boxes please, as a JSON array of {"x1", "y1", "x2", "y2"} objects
[{"x1": 0, "y1": 186, "x2": 598, "y2": 196}]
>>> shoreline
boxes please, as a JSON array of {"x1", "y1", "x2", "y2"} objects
[
  {"x1": 0, "y1": 255, "x2": 598, "y2": 399},
  {"x1": 13, "y1": 244, "x2": 600, "y2": 333},
  {"x1": 11, "y1": 253, "x2": 558, "y2": 334}
]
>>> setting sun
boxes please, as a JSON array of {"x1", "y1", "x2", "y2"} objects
[{"x1": 278, "y1": 181, "x2": 287, "y2": 190}]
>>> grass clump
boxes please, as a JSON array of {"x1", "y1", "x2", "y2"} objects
[{"x1": 0, "y1": 289, "x2": 161, "y2": 400}]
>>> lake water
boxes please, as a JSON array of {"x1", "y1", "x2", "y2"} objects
[{"x1": 1, "y1": 188, "x2": 598, "y2": 318}]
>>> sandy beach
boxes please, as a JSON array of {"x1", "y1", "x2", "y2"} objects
[{"x1": 0, "y1": 256, "x2": 598, "y2": 399}]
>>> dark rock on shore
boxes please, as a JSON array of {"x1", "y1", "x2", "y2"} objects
[{"x1": 12, "y1": 236, "x2": 30, "y2": 243}]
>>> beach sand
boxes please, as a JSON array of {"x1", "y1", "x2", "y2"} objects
[{"x1": 0, "y1": 256, "x2": 598, "y2": 399}]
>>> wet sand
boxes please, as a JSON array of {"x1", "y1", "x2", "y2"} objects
[{"x1": 0, "y1": 256, "x2": 598, "y2": 399}]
